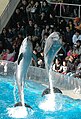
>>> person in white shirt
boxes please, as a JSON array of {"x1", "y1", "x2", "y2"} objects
[
  {"x1": 72, "y1": 29, "x2": 81, "y2": 45},
  {"x1": 61, "y1": 60, "x2": 68, "y2": 74},
  {"x1": 52, "y1": 58, "x2": 62, "y2": 73}
]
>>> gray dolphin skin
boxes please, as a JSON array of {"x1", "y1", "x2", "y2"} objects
[
  {"x1": 15, "y1": 37, "x2": 33, "y2": 108},
  {"x1": 44, "y1": 32, "x2": 65, "y2": 72},
  {"x1": 43, "y1": 32, "x2": 65, "y2": 95}
]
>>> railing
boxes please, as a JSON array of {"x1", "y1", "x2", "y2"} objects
[
  {"x1": 28, "y1": 66, "x2": 81, "y2": 90},
  {"x1": 0, "y1": 0, "x2": 20, "y2": 33},
  {"x1": 0, "y1": 60, "x2": 81, "y2": 93},
  {"x1": 47, "y1": 1, "x2": 81, "y2": 19}
]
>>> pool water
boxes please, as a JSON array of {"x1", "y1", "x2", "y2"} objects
[{"x1": 0, "y1": 75, "x2": 81, "y2": 119}]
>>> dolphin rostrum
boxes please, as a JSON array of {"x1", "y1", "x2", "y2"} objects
[
  {"x1": 42, "y1": 32, "x2": 66, "y2": 96},
  {"x1": 15, "y1": 37, "x2": 33, "y2": 108}
]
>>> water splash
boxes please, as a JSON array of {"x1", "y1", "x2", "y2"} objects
[
  {"x1": 49, "y1": 69, "x2": 54, "y2": 95},
  {"x1": 39, "y1": 94, "x2": 55, "y2": 111},
  {"x1": 39, "y1": 69, "x2": 56, "y2": 111},
  {"x1": 13, "y1": 80, "x2": 17, "y2": 104},
  {"x1": 21, "y1": 83, "x2": 25, "y2": 107},
  {"x1": 7, "y1": 106, "x2": 28, "y2": 118}
]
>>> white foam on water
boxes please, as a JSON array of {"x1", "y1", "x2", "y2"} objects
[
  {"x1": 39, "y1": 94, "x2": 56, "y2": 111},
  {"x1": 7, "y1": 106, "x2": 28, "y2": 118}
]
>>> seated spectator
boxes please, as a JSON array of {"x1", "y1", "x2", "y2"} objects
[
  {"x1": 73, "y1": 40, "x2": 81, "y2": 60},
  {"x1": 33, "y1": 23, "x2": 41, "y2": 38},
  {"x1": 41, "y1": 33, "x2": 49, "y2": 50},
  {"x1": 61, "y1": 60, "x2": 68, "y2": 74},
  {"x1": 34, "y1": 43, "x2": 41, "y2": 53},
  {"x1": 32, "y1": 49, "x2": 38, "y2": 66},
  {"x1": 68, "y1": 19, "x2": 75, "y2": 31},
  {"x1": 26, "y1": 0, "x2": 34, "y2": 20},
  {"x1": 74, "y1": 62, "x2": 81, "y2": 78},
  {"x1": 67, "y1": 46, "x2": 73, "y2": 56},
  {"x1": 64, "y1": 25, "x2": 73, "y2": 47},
  {"x1": 52, "y1": 58, "x2": 62, "y2": 73},
  {"x1": 41, "y1": 25, "x2": 50, "y2": 39},
  {"x1": 74, "y1": 17, "x2": 80, "y2": 28},
  {"x1": 72, "y1": 29, "x2": 81, "y2": 45},
  {"x1": 7, "y1": 28, "x2": 14, "y2": 43},
  {"x1": 2, "y1": 49, "x2": 15, "y2": 62},
  {"x1": 37, "y1": 57, "x2": 45, "y2": 68},
  {"x1": 26, "y1": 19, "x2": 34, "y2": 36},
  {"x1": 30, "y1": 1, "x2": 41, "y2": 22},
  {"x1": 58, "y1": 17, "x2": 67, "y2": 33},
  {"x1": 66, "y1": 55, "x2": 76, "y2": 76}
]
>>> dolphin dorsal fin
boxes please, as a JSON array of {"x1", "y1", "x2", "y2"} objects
[{"x1": 18, "y1": 53, "x2": 23, "y2": 65}]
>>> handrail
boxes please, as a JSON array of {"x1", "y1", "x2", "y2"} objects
[
  {"x1": 47, "y1": 1, "x2": 81, "y2": 6},
  {"x1": 47, "y1": 1, "x2": 81, "y2": 19}
]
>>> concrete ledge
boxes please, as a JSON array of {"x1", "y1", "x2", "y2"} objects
[{"x1": 63, "y1": 90, "x2": 81, "y2": 99}]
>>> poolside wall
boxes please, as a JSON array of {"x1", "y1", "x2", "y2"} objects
[
  {"x1": 27, "y1": 66, "x2": 81, "y2": 90},
  {"x1": 0, "y1": 60, "x2": 81, "y2": 91}
]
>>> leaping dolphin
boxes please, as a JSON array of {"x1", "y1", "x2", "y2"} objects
[
  {"x1": 42, "y1": 32, "x2": 66, "y2": 96},
  {"x1": 15, "y1": 37, "x2": 33, "y2": 109},
  {"x1": 44, "y1": 32, "x2": 65, "y2": 72}
]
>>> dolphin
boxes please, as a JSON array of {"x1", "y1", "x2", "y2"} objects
[
  {"x1": 43, "y1": 32, "x2": 66, "y2": 95},
  {"x1": 44, "y1": 32, "x2": 66, "y2": 72},
  {"x1": 15, "y1": 37, "x2": 33, "y2": 108}
]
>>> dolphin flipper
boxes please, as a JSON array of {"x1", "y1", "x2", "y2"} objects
[
  {"x1": 14, "y1": 102, "x2": 32, "y2": 109},
  {"x1": 18, "y1": 53, "x2": 23, "y2": 65},
  {"x1": 42, "y1": 87, "x2": 62, "y2": 96}
]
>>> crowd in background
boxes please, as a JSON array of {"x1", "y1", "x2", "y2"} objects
[{"x1": 0, "y1": 0, "x2": 81, "y2": 78}]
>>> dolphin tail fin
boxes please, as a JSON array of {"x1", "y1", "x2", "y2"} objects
[{"x1": 14, "y1": 102, "x2": 32, "y2": 109}]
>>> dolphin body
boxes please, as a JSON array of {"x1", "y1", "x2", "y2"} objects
[
  {"x1": 15, "y1": 37, "x2": 33, "y2": 108},
  {"x1": 44, "y1": 32, "x2": 65, "y2": 72},
  {"x1": 42, "y1": 32, "x2": 66, "y2": 96}
]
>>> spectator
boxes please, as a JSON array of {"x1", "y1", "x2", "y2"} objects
[
  {"x1": 61, "y1": 60, "x2": 68, "y2": 74},
  {"x1": 26, "y1": 0, "x2": 34, "y2": 20},
  {"x1": 67, "y1": 55, "x2": 76, "y2": 76},
  {"x1": 52, "y1": 58, "x2": 62, "y2": 73},
  {"x1": 67, "y1": 46, "x2": 73, "y2": 56},
  {"x1": 72, "y1": 29, "x2": 81, "y2": 45},
  {"x1": 33, "y1": 23, "x2": 41, "y2": 38},
  {"x1": 73, "y1": 40, "x2": 81, "y2": 60},
  {"x1": 12, "y1": 9, "x2": 22, "y2": 27},
  {"x1": 2, "y1": 49, "x2": 15, "y2": 62},
  {"x1": 30, "y1": 1, "x2": 41, "y2": 22},
  {"x1": 68, "y1": 19, "x2": 75, "y2": 31},
  {"x1": 75, "y1": 62, "x2": 81, "y2": 78},
  {"x1": 64, "y1": 25, "x2": 74, "y2": 46},
  {"x1": 37, "y1": 57, "x2": 45, "y2": 68},
  {"x1": 25, "y1": 19, "x2": 34, "y2": 36},
  {"x1": 41, "y1": 33, "x2": 49, "y2": 50},
  {"x1": 58, "y1": 17, "x2": 67, "y2": 34}
]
